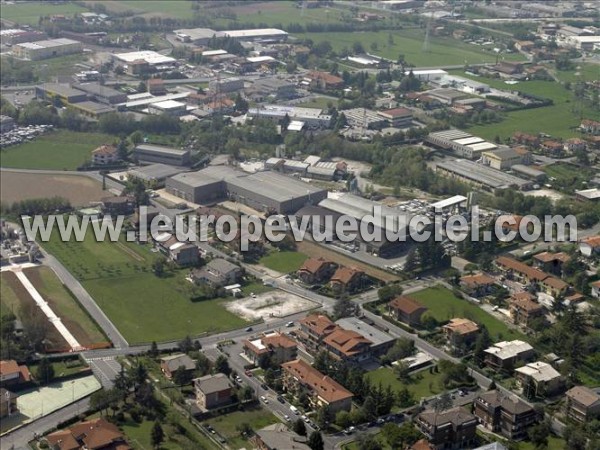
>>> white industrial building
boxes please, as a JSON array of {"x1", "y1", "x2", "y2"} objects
[
  {"x1": 247, "y1": 105, "x2": 332, "y2": 129},
  {"x1": 148, "y1": 100, "x2": 187, "y2": 116},
  {"x1": 426, "y1": 129, "x2": 498, "y2": 159},
  {"x1": 12, "y1": 38, "x2": 82, "y2": 60}
]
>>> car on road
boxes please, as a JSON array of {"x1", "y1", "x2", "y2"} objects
[
  {"x1": 290, "y1": 405, "x2": 299, "y2": 415},
  {"x1": 376, "y1": 418, "x2": 385, "y2": 425},
  {"x1": 245, "y1": 327, "x2": 253, "y2": 332},
  {"x1": 260, "y1": 395, "x2": 269, "y2": 404},
  {"x1": 286, "y1": 321, "x2": 294, "y2": 327},
  {"x1": 343, "y1": 426, "x2": 356, "y2": 435},
  {"x1": 284, "y1": 414, "x2": 291, "y2": 422},
  {"x1": 277, "y1": 395, "x2": 285, "y2": 403},
  {"x1": 301, "y1": 414, "x2": 309, "y2": 423},
  {"x1": 261, "y1": 383, "x2": 268, "y2": 390},
  {"x1": 245, "y1": 370, "x2": 253, "y2": 377}
]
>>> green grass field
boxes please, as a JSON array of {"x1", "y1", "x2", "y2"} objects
[
  {"x1": 409, "y1": 286, "x2": 525, "y2": 341},
  {"x1": 1, "y1": 1, "x2": 88, "y2": 25},
  {"x1": 543, "y1": 163, "x2": 594, "y2": 193},
  {"x1": 25, "y1": 266, "x2": 106, "y2": 345},
  {"x1": 296, "y1": 97, "x2": 338, "y2": 109},
  {"x1": 447, "y1": 70, "x2": 592, "y2": 140},
  {"x1": 298, "y1": 29, "x2": 525, "y2": 67},
  {"x1": 0, "y1": 273, "x2": 21, "y2": 318},
  {"x1": 0, "y1": 130, "x2": 114, "y2": 170},
  {"x1": 42, "y1": 234, "x2": 249, "y2": 344},
  {"x1": 203, "y1": 406, "x2": 279, "y2": 449},
  {"x1": 519, "y1": 436, "x2": 567, "y2": 450},
  {"x1": 366, "y1": 367, "x2": 445, "y2": 399},
  {"x1": 550, "y1": 63, "x2": 600, "y2": 83},
  {"x1": 343, "y1": 434, "x2": 391, "y2": 450},
  {"x1": 259, "y1": 250, "x2": 308, "y2": 273},
  {"x1": 83, "y1": 0, "x2": 194, "y2": 19}
]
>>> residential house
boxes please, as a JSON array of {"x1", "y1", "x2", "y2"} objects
[
  {"x1": 296, "y1": 258, "x2": 337, "y2": 284},
  {"x1": 305, "y1": 71, "x2": 344, "y2": 91},
  {"x1": 474, "y1": 390, "x2": 537, "y2": 440},
  {"x1": 495, "y1": 256, "x2": 548, "y2": 285},
  {"x1": 514, "y1": 361, "x2": 563, "y2": 397},
  {"x1": 442, "y1": 318, "x2": 479, "y2": 351},
  {"x1": 243, "y1": 332, "x2": 298, "y2": 366},
  {"x1": 160, "y1": 353, "x2": 196, "y2": 379},
  {"x1": 0, "y1": 360, "x2": 31, "y2": 387},
  {"x1": 509, "y1": 293, "x2": 545, "y2": 327},
  {"x1": 532, "y1": 251, "x2": 570, "y2": 276},
  {"x1": 387, "y1": 296, "x2": 428, "y2": 326},
  {"x1": 415, "y1": 407, "x2": 477, "y2": 450},
  {"x1": 0, "y1": 388, "x2": 17, "y2": 418},
  {"x1": 190, "y1": 258, "x2": 242, "y2": 287},
  {"x1": 579, "y1": 235, "x2": 600, "y2": 257},
  {"x1": 45, "y1": 418, "x2": 130, "y2": 450},
  {"x1": 564, "y1": 138, "x2": 586, "y2": 154},
  {"x1": 281, "y1": 359, "x2": 353, "y2": 413},
  {"x1": 539, "y1": 275, "x2": 569, "y2": 298},
  {"x1": 298, "y1": 314, "x2": 337, "y2": 347},
  {"x1": 335, "y1": 317, "x2": 396, "y2": 359},
  {"x1": 541, "y1": 140, "x2": 563, "y2": 157},
  {"x1": 512, "y1": 132, "x2": 540, "y2": 148},
  {"x1": 101, "y1": 196, "x2": 135, "y2": 215},
  {"x1": 580, "y1": 119, "x2": 600, "y2": 135},
  {"x1": 252, "y1": 423, "x2": 310, "y2": 450},
  {"x1": 91, "y1": 144, "x2": 119, "y2": 165},
  {"x1": 155, "y1": 233, "x2": 199, "y2": 266},
  {"x1": 194, "y1": 373, "x2": 233, "y2": 410},
  {"x1": 483, "y1": 340, "x2": 535, "y2": 371},
  {"x1": 460, "y1": 273, "x2": 496, "y2": 297},
  {"x1": 591, "y1": 280, "x2": 600, "y2": 298},
  {"x1": 322, "y1": 327, "x2": 372, "y2": 364},
  {"x1": 329, "y1": 267, "x2": 367, "y2": 294},
  {"x1": 565, "y1": 386, "x2": 600, "y2": 423},
  {"x1": 494, "y1": 61, "x2": 524, "y2": 75}
]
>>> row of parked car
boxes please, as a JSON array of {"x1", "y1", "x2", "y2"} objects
[{"x1": 0, "y1": 124, "x2": 53, "y2": 148}]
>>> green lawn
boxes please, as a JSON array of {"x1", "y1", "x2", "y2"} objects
[
  {"x1": 366, "y1": 367, "x2": 445, "y2": 400},
  {"x1": 296, "y1": 97, "x2": 338, "y2": 109},
  {"x1": 0, "y1": 130, "x2": 115, "y2": 170},
  {"x1": 343, "y1": 433, "x2": 391, "y2": 450},
  {"x1": 85, "y1": 0, "x2": 195, "y2": 19},
  {"x1": 543, "y1": 163, "x2": 595, "y2": 193},
  {"x1": 550, "y1": 63, "x2": 600, "y2": 83},
  {"x1": 298, "y1": 29, "x2": 525, "y2": 67},
  {"x1": 0, "y1": 272, "x2": 21, "y2": 318},
  {"x1": 203, "y1": 406, "x2": 280, "y2": 449},
  {"x1": 447, "y1": 70, "x2": 593, "y2": 140},
  {"x1": 42, "y1": 234, "x2": 250, "y2": 344},
  {"x1": 25, "y1": 266, "x2": 106, "y2": 345},
  {"x1": 409, "y1": 286, "x2": 525, "y2": 341},
  {"x1": 518, "y1": 436, "x2": 566, "y2": 450},
  {"x1": 1, "y1": 1, "x2": 88, "y2": 25},
  {"x1": 259, "y1": 250, "x2": 308, "y2": 273},
  {"x1": 28, "y1": 358, "x2": 88, "y2": 379}
]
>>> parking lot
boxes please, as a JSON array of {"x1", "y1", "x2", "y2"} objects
[{"x1": 0, "y1": 124, "x2": 53, "y2": 148}]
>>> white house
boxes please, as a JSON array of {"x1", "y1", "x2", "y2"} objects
[{"x1": 579, "y1": 236, "x2": 600, "y2": 257}]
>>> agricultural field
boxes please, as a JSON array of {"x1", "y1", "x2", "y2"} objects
[
  {"x1": 259, "y1": 250, "x2": 308, "y2": 273},
  {"x1": 24, "y1": 266, "x2": 106, "y2": 346},
  {"x1": 543, "y1": 163, "x2": 595, "y2": 193},
  {"x1": 366, "y1": 367, "x2": 445, "y2": 399},
  {"x1": 0, "y1": 171, "x2": 107, "y2": 206},
  {"x1": 549, "y1": 63, "x2": 600, "y2": 83},
  {"x1": 1, "y1": 1, "x2": 88, "y2": 25},
  {"x1": 203, "y1": 406, "x2": 280, "y2": 450},
  {"x1": 42, "y1": 234, "x2": 249, "y2": 343},
  {"x1": 0, "y1": 130, "x2": 115, "y2": 171},
  {"x1": 296, "y1": 96, "x2": 338, "y2": 109},
  {"x1": 1, "y1": 53, "x2": 92, "y2": 82},
  {"x1": 409, "y1": 286, "x2": 526, "y2": 342},
  {"x1": 299, "y1": 29, "x2": 525, "y2": 67}
]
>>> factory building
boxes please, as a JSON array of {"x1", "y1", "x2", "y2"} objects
[
  {"x1": 247, "y1": 105, "x2": 332, "y2": 129},
  {"x1": 148, "y1": 100, "x2": 187, "y2": 116},
  {"x1": 173, "y1": 27, "x2": 287, "y2": 44},
  {"x1": 128, "y1": 164, "x2": 186, "y2": 188},
  {"x1": 426, "y1": 130, "x2": 498, "y2": 159},
  {"x1": 69, "y1": 101, "x2": 114, "y2": 119},
  {"x1": 12, "y1": 38, "x2": 82, "y2": 60},
  {"x1": 343, "y1": 108, "x2": 388, "y2": 130},
  {"x1": 133, "y1": 144, "x2": 191, "y2": 166},
  {"x1": 377, "y1": 107, "x2": 413, "y2": 128},
  {"x1": 481, "y1": 147, "x2": 524, "y2": 170},
  {"x1": 165, "y1": 166, "x2": 327, "y2": 213},
  {"x1": 436, "y1": 160, "x2": 532, "y2": 191},
  {"x1": 209, "y1": 77, "x2": 244, "y2": 94},
  {"x1": 35, "y1": 84, "x2": 88, "y2": 105},
  {"x1": 0, "y1": 29, "x2": 47, "y2": 45},
  {"x1": 174, "y1": 27, "x2": 219, "y2": 45},
  {"x1": 73, "y1": 83, "x2": 128, "y2": 105}
]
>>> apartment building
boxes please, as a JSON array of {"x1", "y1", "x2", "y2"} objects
[{"x1": 474, "y1": 390, "x2": 537, "y2": 441}]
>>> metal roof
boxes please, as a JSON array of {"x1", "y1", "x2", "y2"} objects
[
  {"x1": 436, "y1": 160, "x2": 530, "y2": 189},
  {"x1": 135, "y1": 144, "x2": 189, "y2": 156}
]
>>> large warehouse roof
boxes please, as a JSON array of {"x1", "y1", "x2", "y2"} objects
[
  {"x1": 135, "y1": 144, "x2": 189, "y2": 156},
  {"x1": 169, "y1": 171, "x2": 225, "y2": 188},
  {"x1": 113, "y1": 50, "x2": 176, "y2": 65},
  {"x1": 436, "y1": 159, "x2": 530, "y2": 189},
  {"x1": 222, "y1": 28, "x2": 287, "y2": 39},
  {"x1": 229, "y1": 171, "x2": 324, "y2": 203}
]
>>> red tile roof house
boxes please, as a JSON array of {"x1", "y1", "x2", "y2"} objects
[
  {"x1": 306, "y1": 71, "x2": 344, "y2": 91},
  {"x1": 298, "y1": 314, "x2": 338, "y2": 348},
  {"x1": 460, "y1": 273, "x2": 497, "y2": 297},
  {"x1": 329, "y1": 267, "x2": 367, "y2": 294},
  {"x1": 44, "y1": 417, "x2": 130, "y2": 450},
  {"x1": 579, "y1": 235, "x2": 600, "y2": 257},
  {"x1": 296, "y1": 258, "x2": 337, "y2": 284},
  {"x1": 0, "y1": 360, "x2": 31, "y2": 387},
  {"x1": 532, "y1": 251, "x2": 570, "y2": 276},
  {"x1": 322, "y1": 327, "x2": 372, "y2": 364},
  {"x1": 243, "y1": 332, "x2": 298, "y2": 366},
  {"x1": 159, "y1": 353, "x2": 196, "y2": 379},
  {"x1": 281, "y1": 359, "x2": 353, "y2": 414},
  {"x1": 387, "y1": 296, "x2": 428, "y2": 327},
  {"x1": 91, "y1": 144, "x2": 119, "y2": 166}
]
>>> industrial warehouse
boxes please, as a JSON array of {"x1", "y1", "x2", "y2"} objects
[
  {"x1": 165, "y1": 165, "x2": 327, "y2": 214},
  {"x1": 435, "y1": 159, "x2": 533, "y2": 191},
  {"x1": 426, "y1": 129, "x2": 498, "y2": 159}
]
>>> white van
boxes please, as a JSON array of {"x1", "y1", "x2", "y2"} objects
[{"x1": 290, "y1": 405, "x2": 299, "y2": 415}]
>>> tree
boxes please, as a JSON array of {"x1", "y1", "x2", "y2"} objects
[
  {"x1": 528, "y1": 420, "x2": 550, "y2": 450},
  {"x1": 36, "y1": 358, "x2": 54, "y2": 384},
  {"x1": 362, "y1": 395, "x2": 377, "y2": 421},
  {"x1": 234, "y1": 92, "x2": 248, "y2": 113},
  {"x1": 523, "y1": 376, "x2": 537, "y2": 400},
  {"x1": 214, "y1": 355, "x2": 231, "y2": 376},
  {"x1": 394, "y1": 361, "x2": 410, "y2": 381},
  {"x1": 356, "y1": 433, "x2": 379, "y2": 450},
  {"x1": 173, "y1": 365, "x2": 192, "y2": 385},
  {"x1": 178, "y1": 335, "x2": 194, "y2": 353},
  {"x1": 149, "y1": 341, "x2": 158, "y2": 358},
  {"x1": 316, "y1": 405, "x2": 332, "y2": 429},
  {"x1": 293, "y1": 418, "x2": 307, "y2": 436},
  {"x1": 333, "y1": 296, "x2": 356, "y2": 319},
  {"x1": 308, "y1": 431, "x2": 324, "y2": 450},
  {"x1": 432, "y1": 392, "x2": 453, "y2": 413},
  {"x1": 196, "y1": 353, "x2": 212, "y2": 376},
  {"x1": 151, "y1": 421, "x2": 164, "y2": 449},
  {"x1": 152, "y1": 257, "x2": 167, "y2": 277},
  {"x1": 378, "y1": 284, "x2": 403, "y2": 302}
]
